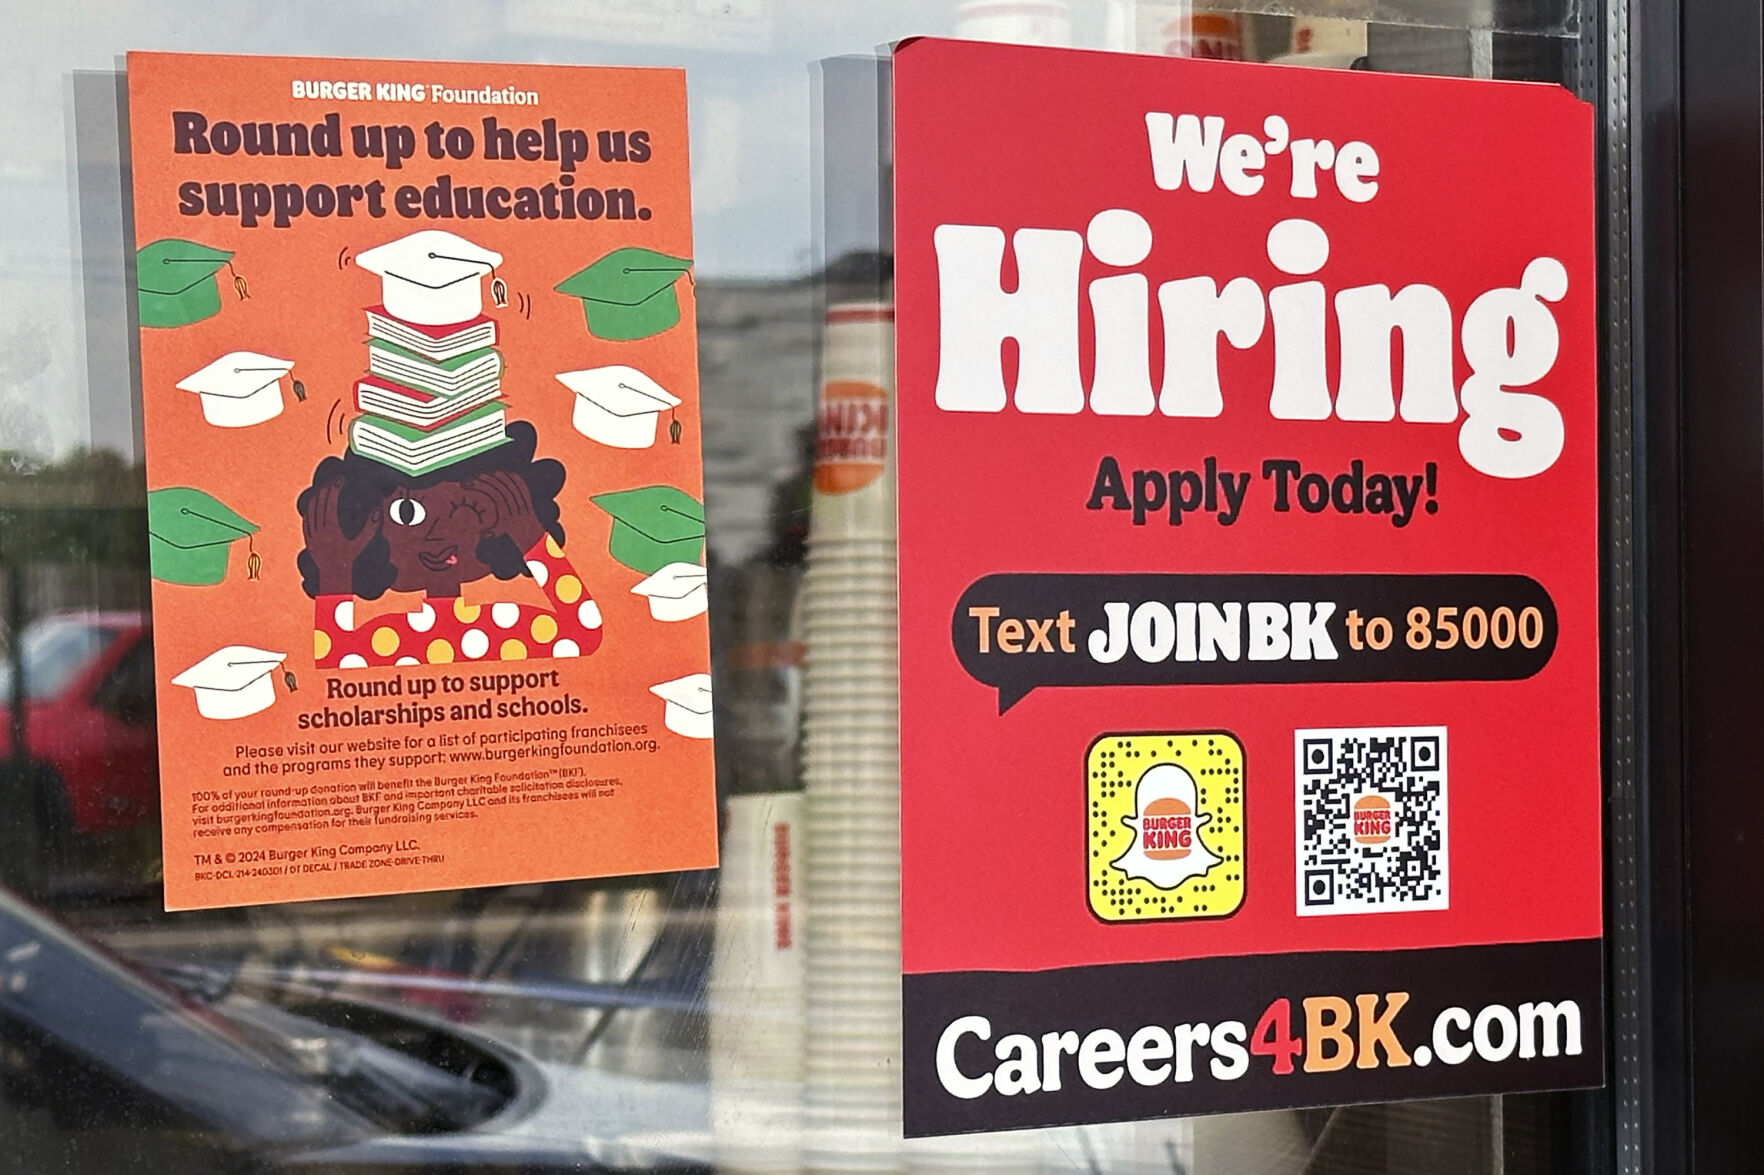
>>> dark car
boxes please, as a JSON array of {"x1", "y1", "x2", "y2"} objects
[{"x1": 0, "y1": 888, "x2": 716, "y2": 1173}]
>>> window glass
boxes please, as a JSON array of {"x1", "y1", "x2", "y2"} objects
[{"x1": 0, "y1": 1, "x2": 1597, "y2": 1171}]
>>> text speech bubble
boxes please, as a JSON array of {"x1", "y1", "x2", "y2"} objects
[{"x1": 950, "y1": 573, "x2": 1558, "y2": 712}]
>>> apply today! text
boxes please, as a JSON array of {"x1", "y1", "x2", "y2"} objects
[{"x1": 930, "y1": 111, "x2": 1574, "y2": 481}]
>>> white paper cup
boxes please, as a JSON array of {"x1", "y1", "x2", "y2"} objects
[
  {"x1": 804, "y1": 564, "x2": 897, "y2": 575},
  {"x1": 804, "y1": 880, "x2": 898, "y2": 899},
  {"x1": 802, "y1": 752, "x2": 900, "y2": 769},
  {"x1": 805, "y1": 912, "x2": 898, "y2": 931},
  {"x1": 802, "y1": 570, "x2": 897, "y2": 587},
  {"x1": 803, "y1": 773, "x2": 899, "y2": 789},
  {"x1": 802, "y1": 660, "x2": 898, "y2": 675},
  {"x1": 801, "y1": 696, "x2": 898, "y2": 711},
  {"x1": 805, "y1": 898, "x2": 898, "y2": 916},
  {"x1": 803, "y1": 791, "x2": 900, "y2": 808},
  {"x1": 804, "y1": 850, "x2": 897, "y2": 867},
  {"x1": 800, "y1": 711, "x2": 900, "y2": 730},
  {"x1": 803, "y1": 1083, "x2": 902, "y2": 1106},
  {"x1": 806, "y1": 534, "x2": 898, "y2": 555},
  {"x1": 800, "y1": 583, "x2": 896, "y2": 599},
  {"x1": 801, "y1": 986, "x2": 900, "y2": 1009},
  {"x1": 801, "y1": 724, "x2": 901, "y2": 743},
  {"x1": 804, "y1": 798, "x2": 898, "y2": 816},
  {"x1": 802, "y1": 750, "x2": 900, "y2": 768},
  {"x1": 804, "y1": 1081, "x2": 903, "y2": 1105},
  {"x1": 803, "y1": 864, "x2": 899, "y2": 885},
  {"x1": 804, "y1": 917, "x2": 899, "y2": 939},
  {"x1": 801, "y1": 693, "x2": 899, "y2": 711},
  {"x1": 804, "y1": 783, "x2": 898, "y2": 796},
  {"x1": 803, "y1": 781, "x2": 900, "y2": 799},
  {"x1": 804, "y1": 827, "x2": 899, "y2": 847},
  {"x1": 805, "y1": 792, "x2": 900, "y2": 811},
  {"x1": 805, "y1": 828, "x2": 899, "y2": 847},
  {"x1": 802, "y1": 776, "x2": 899, "y2": 793},
  {"x1": 800, "y1": 564, "x2": 897, "y2": 579},
  {"x1": 802, "y1": 598, "x2": 898, "y2": 611},
  {"x1": 802, "y1": 747, "x2": 900, "y2": 765},
  {"x1": 801, "y1": 618, "x2": 899, "y2": 636},
  {"x1": 802, "y1": 970, "x2": 899, "y2": 993},
  {"x1": 801, "y1": 744, "x2": 900, "y2": 764},
  {"x1": 804, "y1": 868, "x2": 899, "y2": 886},
  {"x1": 802, "y1": 637, "x2": 898, "y2": 653},
  {"x1": 806, "y1": 942, "x2": 899, "y2": 964},
  {"x1": 804, "y1": 958, "x2": 900, "y2": 980},
  {"x1": 802, "y1": 723, "x2": 900, "y2": 741},
  {"x1": 804, "y1": 966, "x2": 898, "y2": 984},
  {"x1": 802, "y1": 648, "x2": 899, "y2": 666},
  {"x1": 799, "y1": 583, "x2": 897, "y2": 600}
]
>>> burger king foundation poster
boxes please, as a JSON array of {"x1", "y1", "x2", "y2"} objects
[{"x1": 128, "y1": 52, "x2": 716, "y2": 910}]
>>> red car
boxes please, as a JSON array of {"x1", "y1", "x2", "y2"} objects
[{"x1": 0, "y1": 612, "x2": 158, "y2": 891}]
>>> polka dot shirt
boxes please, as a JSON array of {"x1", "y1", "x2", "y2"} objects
[{"x1": 313, "y1": 536, "x2": 604, "y2": 668}]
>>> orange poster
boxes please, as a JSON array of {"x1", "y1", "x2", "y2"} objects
[{"x1": 127, "y1": 52, "x2": 717, "y2": 910}]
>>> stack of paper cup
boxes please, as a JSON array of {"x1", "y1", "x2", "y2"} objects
[
  {"x1": 1267, "y1": 16, "x2": 1368, "y2": 68},
  {"x1": 1161, "y1": 7, "x2": 1247, "y2": 60},
  {"x1": 953, "y1": 0, "x2": 1072, "y2": 47},
  {"x1": 800, "y1": 302, "x2": 904, "y2": 1173},
  {"x1": 711, "y1": 789, "x2": 807, "y2": 1174},
  {"x1": 711, "y1": 559, "x2": 809, "y2": 1174}
]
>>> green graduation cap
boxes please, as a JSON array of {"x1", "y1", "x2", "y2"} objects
[
  {"x1": 147, "y1": 487, "x2": 258, "y2": 586},
  {"x1": 555, "y1": 247, "x2": 692, "y2": 341},
  {"x1": 591, "y1": 485, "x2": 705, "y2": 575},
  {"x1": 136, "y1": 238, "x2": 235, "y2": 329}
]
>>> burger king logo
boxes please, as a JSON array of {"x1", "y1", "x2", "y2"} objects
[
  {"x1": 813, "y1": 380, "x2": 890, "y2": 494},
  {"x1": 1351, "y1": 793, "x2": 1393, "y2": 845},
  {"x1": 1139, "y1": 796, "x2": 1194, "y2": 860}
]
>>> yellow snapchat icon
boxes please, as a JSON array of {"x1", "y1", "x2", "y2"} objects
[{"x1": 1087, "y1": 732, "x2": 1245, "y2": 922}]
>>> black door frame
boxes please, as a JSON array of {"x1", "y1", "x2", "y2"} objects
[{"x1": 1627, "y1": 0, "x2": 1763, "y2": 1167}]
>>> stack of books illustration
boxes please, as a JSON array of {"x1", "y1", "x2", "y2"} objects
[{"x1": 350, "y1": 231, "x2": 509, "y2": 475}]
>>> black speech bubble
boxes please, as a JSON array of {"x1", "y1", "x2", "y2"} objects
[{"x1": 951, "y1": 573, "x2": 1558, "y2": 711}]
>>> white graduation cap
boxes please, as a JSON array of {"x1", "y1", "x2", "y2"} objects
[
  {"x1": 630, "y1": 562, "x2": 709, "y2": 622},
  {"x1": 171, "y1": 645, "x2": 287, "y2": 720},
  {"x1": 556, "y1": 365, "x2": 682, "y2": 450},
  {"x1": 649, "y1": 672, "x2": 713, "y2": 740},
  {"x1": 175, "y1": 351, "x2": 293, "y2": 428},
  {"x1": 354, "y1": 230, "x2": 503, "y2": 326}
]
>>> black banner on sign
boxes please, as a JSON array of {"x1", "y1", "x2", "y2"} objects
[
  {"x1": 901, "y1": 938, "x2": 1603, "y2": 1138},
  {"x1": 952, "y1": 573, "x2": 1559, "y2": 711}
]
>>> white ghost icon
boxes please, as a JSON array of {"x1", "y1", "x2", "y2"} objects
[{"x1": 1110, "y1": 762, "x2": 1223, "y2": 890}]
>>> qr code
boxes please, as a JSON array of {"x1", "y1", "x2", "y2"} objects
[{"x1": 1295, "y1": 726, "x2": 1447, "y2": 915}]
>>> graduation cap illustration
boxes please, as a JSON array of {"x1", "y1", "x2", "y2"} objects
[
  {"x1": 556, "y1": 365, "x2": 682, "y2": 450},
  {"x1": 172, "y1": 645, "x2": 287, "y2": 721},
  {"x1": 175, "y1": 351, "x2": 293, "y2": 428},
  {"x1": 355, "y1": 230, "x2": 503, "y2": 326},
  {"x1": 630, "y1": 561, "x2": 709, "y2": 622},
  {"x1": 135, "y1": 238, "x2": 238, "y2": 329},
  {"x1": 649, "y1": 672, "x2": 713, "y2": 739},
  {"x1": 590, "y1": 485, "x2": 705, "y2": 576},
  {"x1": 147, "y1": 487, "x2": 259, "y2": 586},
  {"x1": 555, "y1": 247, "x2": 692, "y2": 341}
]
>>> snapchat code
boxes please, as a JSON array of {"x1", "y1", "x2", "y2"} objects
[
  {"x1": 1086, "y1": 732, "x2": 1245, "y2": 922},
  {"x1": 1295, "y1": 726, "x2": 1447, "y2": 916}
]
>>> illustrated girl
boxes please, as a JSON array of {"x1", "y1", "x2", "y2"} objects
[{"x1": 298, "y1": 422, "x2": 603, "y2": 668}]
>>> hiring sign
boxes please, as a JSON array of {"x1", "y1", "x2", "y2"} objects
[{"x1": 894, "y1": 38, "x2": 1601, "y2": 1136}]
